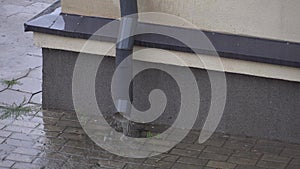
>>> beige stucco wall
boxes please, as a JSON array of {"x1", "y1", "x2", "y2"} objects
[{"x1": 62, "y1": 0, "x2": 300, "y2": 43}]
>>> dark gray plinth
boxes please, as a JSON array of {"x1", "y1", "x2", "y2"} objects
[{"x1": 42, "y1": 48, "x2": 300, "y2": 143}]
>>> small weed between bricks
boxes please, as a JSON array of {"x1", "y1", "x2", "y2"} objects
[
  {"x1": 0, "y1": 97, "x2": 40, "y2": 120},
  {"x1": 1, "y1": 79, "x2": 22, "y2": 88}
]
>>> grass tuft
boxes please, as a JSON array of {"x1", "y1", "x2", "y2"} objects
[
  {"x1": 0, "y1": 98, "x2": 39, "y2": 120},
  {"x1": 146, "y1": 131, "x2": 154, "y2": 138},
  {"x1": 1, "y1": 79, "x2": 22, "y2": 88}
]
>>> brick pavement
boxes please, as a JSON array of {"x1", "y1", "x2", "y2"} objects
[{"x1": 0, "y1": 110, "x2": 299, "y2": 169}]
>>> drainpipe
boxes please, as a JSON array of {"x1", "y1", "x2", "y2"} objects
[{"x1": 114, "y1": 0, "x2": 138, "y2": 118}]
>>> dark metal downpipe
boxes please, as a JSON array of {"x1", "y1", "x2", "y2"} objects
[{"x1": 114, "y1": 0, "x2": 138, "y2": 117}]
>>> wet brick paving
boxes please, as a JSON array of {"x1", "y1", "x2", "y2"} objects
[
  {"x1": 0, "y1": 110, "x2": 300, "y2": 169},
  {"x1": 1, "y1": 0, "x2": 300, "y2": 168}
]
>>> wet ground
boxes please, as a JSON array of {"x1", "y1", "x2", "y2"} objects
[
  {"x1": 0, "y1": 0, "x2": 300, "y2": 169},
  {"x1": 1, "y1": 109, "x2": 300, "y2": 169}
]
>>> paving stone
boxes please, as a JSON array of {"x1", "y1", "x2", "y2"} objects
[
  {"x1": 9, "y1": 132, "x2": 39, "y2": 141},
  {"x1": 1, "y1": 55, "x2": 41, "y2": 81},
  {"x1": 150, "y1": 154, "x2": 179, "y2": 162},
  {"x1": 142, "y1": 141, "x2": 174, "y2": 152},
  {"x1": 29, "y1": 117, "x2": 44, "y2": 124},
  {"x1": 1, "y1": 0, "x2": 39, "y2": 6},
  {"x1": 0, "y1": 160, "x2": 15, "y2": 168},
  {"x1": 0, "y1": 89, "x2": 31, "y2": 106},
  {"x1": 175, "y1": 143, "x2": 192, "y2": 149},
  {"x1": 0, "y1": 3, "x2": 36, "y2": 17},
  {"x1": 223, "y1": 139, "x2": 254, "y2": 151},
  {"x1": 60, "y1": 146, "x2": 88, "y2": 156},
  {"x1": 56, "y1": 120, "x2": 82, "y2": 128},
  {"x1": 0, "y1": 83, "x2": 7, "y2": 92},
  {"x1": 96, "y1": 159, "x2": 126, "y2": 169},
  {"x1": 261, "y1": 154, "x2": 290, "y2": 163},
  {"x1": 202, "y1": 134, "x2": 228, "y2": 147},
  {"x1": 13, "y1": 147, "x2": 40, "y2": 156},
  {"x1": 27, "y1": 66, "x2": 42, "y2": 80},
  {"x1": 64, "y1": 127, "x2": 86, "y2": 135},
  {"x1": 229, "y1": 135, "x2": 257, "y2": 144},
  {"x1": 29, "y1": 92, "x2": 42, "y2": 104},
  {"x1": 4, "y1": 138, "x2": 35, "y2": 148},
  {"x1": 285, "y1": 143, "x2": 300, "y2": 150},
  {"x1": 32, "y1": 129, "x2": 62, "y2": 138},
  {"x1": 290, "y1": 158, "x2": 300, "y2": 165},
  {"x1": 176, "y1": 143, "x2": 205, "y2": 151},
  {"x1": 256, "y1": 160, "x2": 287, "y2": 169},
  {"x1": 206, "y1": 160, "x2": 236, "y2": 169},
  {"x1": 227, "y1": 156, "x2": 257, "y2": 165},
  {"x1": 203, "y1": 146, "x2": 234, "y2": 156},
  {"x1": 11, "y1": 162, "x2": 40, "y2": 169},
  {"x1": 143, "y1": 147, "x2": 171, "y2": 156},
  {"x1": 0, "y1": 130, "x2": 11, "y2": 138},
  {"x1": 87, "y1": 150, "x2": 115, "y2": 160},
  {"x1": 231, "y1": 150, "x2": 262, "y2": 160},
  {"x1": 6, "y1": 153, "x2": 35, "y2": 163},
  {"x1": 29, "y1": 129, "x2": 45, "y2": 136},
  {"x1": 0, "y1": 167, "x2": 11, "y2": 169},
  {"x1": 37, "y1": 137, "x2": 67, "y2": 146},
  {"x1": 144, "y1": 159, "x2": 174, "y2": 168},
  {"x1": 252, "y1": 145, "x2": 283, "y2": 155},
  {"x1": 0, "y1": 153, "x2": 8, "y2": 163},
  {"x1": 286, "y1": 164, "x2": 300, "y2": 169},
  {"x1": 281, "y1": 148, "x2": 300, "y2": 158},
  {"x1": 38, "y1": 151, "x2": 69, "y2": 161},
  {"x1": 64, "y1": 140, "x2": 94, "y2": 149},
  {"x1": 177, "y1": 156, "x2": 208, "y2": 166},
  {"x1": 199, "y1": 152, "x2": 229, "y2": 161},
  {"x1": 60, "y1": 113, "x2": 79, "y2": 121},
  {"x1": 25, "y1": 2, "x2": 53, "y2": 13},
  {"x1": 12, "y1": 120, "x2": 39, "y2": 128},
  {"x1": 181, "y1": 132, "x2": 199, "y2": 143},
  {"x1": 41, "y1": 111, "x2": 65, "y2": 119},
  {"x1": 203, "y1": 167, "x2": 216, "y2": 169},
  {"x1": 0, "y1": 138, "x2": 5, "y2": 144},
  {"x1": 0, "y1": 144, "x2": 17, "y2": 153},
  {"x1": 0, "y1": 124, "x2": 5, "y2": 130},
  {"x1": 235, "y1": 165, "x2": 266, "y2": 169},
  {"x1": 67, "y1": 155, "x2": 98, "y2": 165},
  {"x1": 172, "y1": 163, "x2": 201, "y2": 169},
  {"x1": 62, "y1": 162, "x2": 93, "y2": 169},
  {"x1": 0, "y1": 119, "x2": 14, "y2": 126},
  {"x1": 32, "y1": 157, "x2": 63, "y2": 168},
  {"x1": 170, "y1": 148, "x2": 201, "y2": 157},
  {"x1": 124, "y1": 163, "x2": 155, "y2": 169},
  {"x1": 4, "y1": 125, "x2": 32, "y2": 134},
  {"x1": 203, "y1": 166, "x2": 218, "y2": 169},
  {"x1": 256, "y1": 139, "x2": 285, "y2": 147},
  {"x1": 33, "y1": 142, "x2": 62, "y2": 152},
  {"x1": 114, "y1": 156, "x2": 145, "y2": 164},
  {"x1": 39, "y1": 117, "x2": 59, "y2": 125},
  {"x1": 11, "y1": 77, "x2": 41, "y2": 93},
  {"x1": 44, "y1": 131, "x2": 60, "y2": 138},
  {"x1": 59, "y1": 133, "x2": 87, "y2": 140}
]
